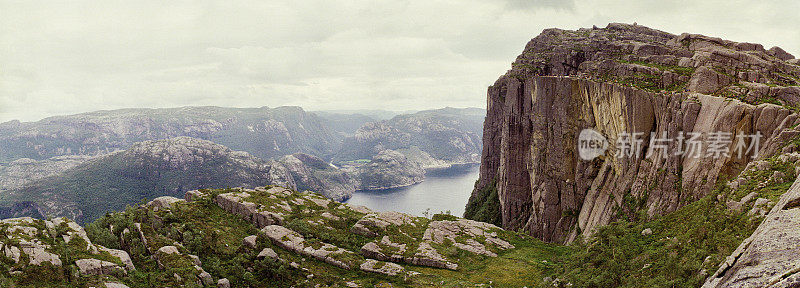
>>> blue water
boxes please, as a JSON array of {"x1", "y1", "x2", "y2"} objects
[{"x1": 344, "y1": 164, "x2": 480, "y2": 217}]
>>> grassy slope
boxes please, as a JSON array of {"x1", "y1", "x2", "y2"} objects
[{"x1": 554, "y1": 155, "x2": 795, "y2": 288}]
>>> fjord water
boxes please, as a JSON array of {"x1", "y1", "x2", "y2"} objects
[{"x1": 344, "y1": 163, "x2": 479, "y2": 216}]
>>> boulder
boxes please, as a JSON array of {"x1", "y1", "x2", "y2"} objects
[
  {"x1": 351, "y1": 211, "x2": 415, "y2": 237},
  {"x1": 359, "y1": 259, "x2": 406, "y2": 276},
  {"x1": 422, "y1": 219, "x2": 513, "y2": 257},
  {"x1": 188, "y1": 254, "x2": 201, "y2": 266},
  {"x1": 75, "y1": 259, "x2": 126, "y2": 276},
  {"x1": 185, "y1": 190, "x2": 206, "y2": 202},
  {"x1": 412, "y1": 242, "x2": 458, "y2": 270},
  {"x1": 261, "y1": 225, "x2": 357, "y2": 269},
  {"x1": 242, "y1": 235, "x2": 257, "y2": 249},
  {"x1": 217, "y1": 278, "x2": 230, "y2": 288},
  {"x1": 104, "y1": 283, "x2": 131, "y2": 288},
  {"x1": 687, "y1": 66, "x2": 732, "y2": 94},
  {"x1": 100, "y1": 247, "x2": 135, "y2": 271},
  {"x1": 257, "y1": 248, "x2": 279, "y2": 261},
  {"x1": 198, "y1": 269, "x2": 213, "y2": 286},
  {"x1": 157, "y1": 245, "x2": 180, "y2": 256},
  {"x1": 144, "y1": 196, "x2": 184, "y2": 211}
]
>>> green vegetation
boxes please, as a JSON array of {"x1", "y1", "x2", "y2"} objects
[
  {"x1": 552, "y1": 155, "x2": 795, "y2": 288},
  {"x1": 464, "y1": 179, "x2": 502, "y2": 226},
  {"x1": 619, "y1": 60, "x2": 695, "y2": 76}
]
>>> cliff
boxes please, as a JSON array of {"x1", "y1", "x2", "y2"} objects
[{"x1": 465, "y1": 23, "x2": 800, "y2": 243}]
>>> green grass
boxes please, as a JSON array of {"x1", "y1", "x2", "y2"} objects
[{"x1": 553, "y1": 155, "x2": 795, "y2": 288}]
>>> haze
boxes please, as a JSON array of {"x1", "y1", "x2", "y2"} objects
[{"x1": 2, "y1": 0, "x2": 798, "y2": 122}]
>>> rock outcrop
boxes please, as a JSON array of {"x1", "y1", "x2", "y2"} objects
[
  {"x1": 261, "y1": 225, "x2": 359, "y2": 270},
  {"x1": 703, "y1": 173, "x2": 800, "y2": 287},
  {"x1": 466, "y1": 23, "x2": 800, "y2": 243},
  {"x1": 0, "y1": 217, "x2": 134, "y2": 278}
]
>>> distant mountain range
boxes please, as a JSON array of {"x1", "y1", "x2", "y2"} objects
[
  {"x1": 0, "y1": 106, "x2": 338, "y2": 162},
  {"x1": 0, "y1": 106, "x2": 484, "y2": 223}
]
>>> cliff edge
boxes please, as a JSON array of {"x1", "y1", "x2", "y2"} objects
[{"x1": 465, "y1": 23, "x2": 800, "y2": 243}]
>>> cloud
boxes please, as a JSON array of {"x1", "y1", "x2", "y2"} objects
[
  {"x1": 0, "y1": 0, "x2": 798, "y2": 122},
  {"x1": 500, "y1": 0, "x2": 576, "y2": 10}
]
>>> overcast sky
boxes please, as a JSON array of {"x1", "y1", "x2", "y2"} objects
[{"x1": 1, "y1": 0, "x2": 798, "y2": 122}]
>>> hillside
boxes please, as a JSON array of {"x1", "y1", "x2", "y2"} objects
[
  {"x1": 335, "y1": 107, "x2": 484, "y2": 170},
  {"x1": 0, "y1": 106, "x2": 339, "y2": 163},
  {"x1": 0, "y1": 186, "x2": 569, "y2": 287},
  {"x1": 0, "y1": 137, "x2": 354, "y2": 223}
]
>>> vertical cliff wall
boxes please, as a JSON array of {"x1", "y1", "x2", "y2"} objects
[
  {"x1": 467, "y1": 76, "x2": 800, "y2": 243},
  {"x1": 465, "y1": 23, "x2": 800, "y2": 243}
]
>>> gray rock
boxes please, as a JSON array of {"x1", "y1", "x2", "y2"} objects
[
  {"x1": 188, "y1": 254, "x2": 201, "y2": 266},
  {"x1": 217, "y1": 278, "x2": 230, "y2": 288},
  {"x1": 198, "y1": 269, "x2": 214, "y2": 286},
  {"x1": 144, "y1": 196, "x2": 184, "y2": 211},
  {"x1": 242, "y1": 235, "x2": 257, "y2": 249},
  {"x1": 467, "y1": 23, "x2": 800, "y2": 245},
  {"x1": 351, "y1": 211, "x2": 415, "y2": 237},
  {"x1": 104, "y1": 283, "x2": 131, "y2": 288},
  {"x1": 422, "y1": 219, "x2": 514, "y2": 257},
  {"x1": 75, "y1": 259, "x2": 125, "y2": 276},
  {"x1": 703, "y1": 177, "x2": 800, "y2": 287},
  {"x1": 257, "y1": 248, "x2": 279, "y2": 260},
  {"x1": 261, "y1": 225, "x2": 357, "y2": 269},
  {"x1": 641, "y1": 228, "x2": 653, "y2": 236},
  {"x1": 100, "y1": 247, "x2": 135, "y2": 271},
  {"x1": 412, "y1": 242, "x2": 458, "y2": 270},
  {"x1": 157, "y1": 245, "x2": 179, "y2": 256},
  {"x1": 360, "y1": 259, "x2": 406, "y2": 276},
  {"x1": 184, "y1": 190, "x2": 206, "y2": 202}
]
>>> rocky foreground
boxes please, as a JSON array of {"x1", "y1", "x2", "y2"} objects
[{"x1": 1, "y1": 185, "x2": 553, "y2": 287}]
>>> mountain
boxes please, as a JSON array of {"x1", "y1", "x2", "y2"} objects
[
  {"x1": 270, "y1": 153, "x2": 356, "y2": 200},
  {"x1": 0, "y1": 107, "x2": 486, "y2": 223},
  {"x1": 0, "y1": 106, "x2": 339, "y2": 163},
  {"x1": 466, "y1": 22, "x2": 800, "y2": 241},
  {"x1": 1, "y1": 137, "x2": 354, "y2": 223},
  {"x1": 0, "y1": 155, "x2": 100, "y2": 191},
  {"x1": 309, "y1": 111, "x2": 377, "y2": 136},
  {"x1": 334, "y1": 107, "x2": 484, "y2": 169},
  {"x1": 463, "y1": 23, "x2": 800, "y2": 287}
]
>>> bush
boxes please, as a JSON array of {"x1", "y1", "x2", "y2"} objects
[{"x1": 464, "y1": 179, "x2": 502, "y2": 226}]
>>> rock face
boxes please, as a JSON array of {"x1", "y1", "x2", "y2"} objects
[
  {"x1": 466, "y1": 23, "x2": 800, "y2": 243},
  {"x1": 703, "y1": 175, "x2": 800, "y2": 288}
]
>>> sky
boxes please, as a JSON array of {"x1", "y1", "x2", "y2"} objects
[{"x1": 1, "y1": 0, "x2": 799, "y2": 122}]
